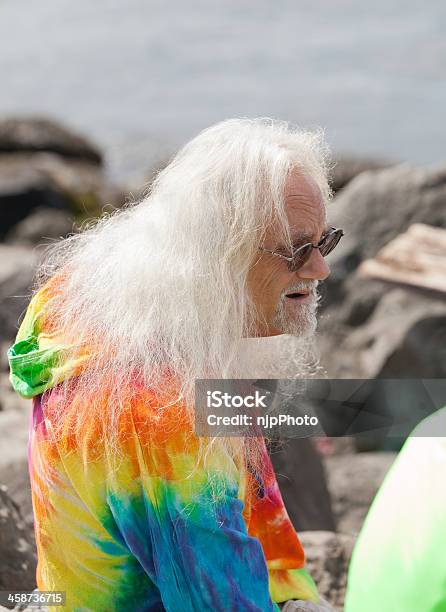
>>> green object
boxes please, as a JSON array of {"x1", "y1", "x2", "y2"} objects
[
  {"x1": 7, "y1": 279, "x2": 90, "y2": 398},
  {"x1": 345, "y1": 407, "x2": 446, "y2": 612}
]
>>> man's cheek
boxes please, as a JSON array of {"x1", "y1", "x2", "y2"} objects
[
  {"x1": 259, "y1": 263, "x2": 286, "y2": 292},
  {"x1": 259, "y1": 279, "x2": 282, "y2": 309}
]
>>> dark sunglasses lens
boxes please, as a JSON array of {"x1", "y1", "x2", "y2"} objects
[
  {"x1": 320, "y1": 231, "x2": 342, "y2": 256},
  {"x1": 289, "y1": 244, "x2": 313, "y2": 271}
]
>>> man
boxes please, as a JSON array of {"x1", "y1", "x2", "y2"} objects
[{"x1": 8, "y1": 118, "x2": 341, "y2": 611}]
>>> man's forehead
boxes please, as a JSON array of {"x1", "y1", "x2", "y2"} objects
[
  {"x1": 284, "y1": 172, "x2": 325, "y2": 208},
  {"x1": 264, "y1": 173, "x2": 328, "y2": 247},
  {"x1": 268, "y1": 216, "x2": 329, "y2": 250},
  {"x1": 284, "y1": 176, "x2": 327, "y2": 240}
]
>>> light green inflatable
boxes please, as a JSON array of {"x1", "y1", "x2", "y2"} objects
[{"x1": 345, "y1": 407, "x2": 446, "y2": 612}]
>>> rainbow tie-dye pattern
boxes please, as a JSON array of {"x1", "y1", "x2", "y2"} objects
[{"x1": 8, "y1": 280, "x2": 319, "y2": 611}]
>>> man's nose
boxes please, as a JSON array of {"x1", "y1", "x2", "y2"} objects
[{"x1": 297, "y1": 248, "x2": 330, "y2": 281}]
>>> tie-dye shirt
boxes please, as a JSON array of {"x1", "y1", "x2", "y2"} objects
[{"x1": 8, "y1": 280, "x2": 319, "y2": 611}]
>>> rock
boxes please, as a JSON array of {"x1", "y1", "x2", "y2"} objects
[
  {"x1": 299, "y1": 531, "x2": 355, "y2": 611},
  {"x1": 318, "y1": 164, "x2": 446, "y2": 380},
  {"x1": 0, "y1": 458, "x2": 33, "y2": 532},
  {"x1": 0, "y1": 371, "x2": 29, "y2": 410},
  {"x1": 358, "y1": 223, "x2": 446, "y2": 293},
  {"x1": 346, "y1": 287, "x2": 446, "y2": 378},
  {"x1": 0, "y1": 452, "x2": 32, "y2": 535},
  {"x1": 0, "y1": 342, "x2": 11, "y2": 373},
  {"x1": 0, "y1": 152, "x2": 122, "y2": 236},
  {"x1": 0, "y1": 244, "x2": 39, "y2": 340},
  {"x1": 0, "y1": 117, "x2": 102, "y2": 165},
  {"x1": 0, "y1": 156, "x2": 73, "y2": 237},
  {"x1": 0, "y1": 401, "x2": 29, "y2": 463},
  {"x1": 323, "y1": 452, "x2": 396, "y2": 536},
  {"x1": 4, "y1": 206, "x2": 77, "y2": 247},
  {"x1": 318, "y1": 275, "x2": 384, "y2": 333},
  {"x1": 331, "y1": 156, "x2": 394, "y2": 193},
  {"x1": 323, "y1": 163, "x2": 446, "y2": 311},
  {"x1": 15, "y1": 152, "x2": 121, "y2": 214},
  {"x1": 0, "y1": 487, "x2": 36, "y2": 590},
  {"x1": 319, "y1": 284, "x2": 446, "y2": 379},
  {"x1": 270, "y1": 438, "x2": 336, "y2": 532},
  {"x1": 0, "y1": 379, "x2": 33, "y2": 535}
]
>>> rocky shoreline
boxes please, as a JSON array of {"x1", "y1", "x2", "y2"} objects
[{"x1": 1, "y1": 116, "x2": 445, "y2": 609}]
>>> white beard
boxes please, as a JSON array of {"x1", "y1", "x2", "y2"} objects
[
  {"x1": 232, "y1": 333, "x2": 321, "y2": 380},
  {"x1": 228, "y1": 281, "x2": 322, "y2": 379},
  {"x1": 271, "y1": 281, "x2": 320, "y2": 338}
]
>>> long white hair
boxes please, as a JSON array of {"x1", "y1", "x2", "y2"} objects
[{"x1": 35, "y1": 117, "x2": 332, "y2": 469}]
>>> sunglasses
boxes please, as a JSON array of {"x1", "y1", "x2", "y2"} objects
[{"x1": 258, "y1": 226, "x2": 344, "y2": 272}]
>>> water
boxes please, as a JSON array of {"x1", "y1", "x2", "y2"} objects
[{"x1": 1, "y1": 0, "x2": 445, "y2": 184}]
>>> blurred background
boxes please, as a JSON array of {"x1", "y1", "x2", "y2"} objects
[
  {"x1": 0, "y1": 2, "x2": 445, "y2": 609},
  {"x1": 1, "y1": 0, "x2": 446, "y2": 184}
]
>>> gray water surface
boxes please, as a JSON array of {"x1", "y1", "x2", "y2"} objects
[{"x1": 1, "y1": 0, "x2": 445, "y2": 182}]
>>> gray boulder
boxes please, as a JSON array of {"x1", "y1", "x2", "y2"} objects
[
  {"x1": 0, "y1": 156, "x2": 73, "y2": 237},
  {"x1": 0, "y1": 244, "x2": 39, "y2": 340},
  {"x1": 0, "y1": 367, "x2": 34, "y2": 535},
  {"x1": 0, "y1": 396, "x2": 32, "y2": 529},
  {"x1": 323, "y1": 163, "x2": 446, "y2": 311},
  {"x1": 299, "y1": 531, "x2": 356, "y2": 611},
  {"x1": 330, "y1": 156, "x2": 394, "y2": 193},
  {"x1": 271, "y1": 438, "x2": 336, "y2": 532},
  {"x1": 4, "y1": 206, "x2": 77, "y2": 247},
  {"x1": 0, "y1": 152, "x2": 121, "y2": 236},
  {"x1": 323, "y1": 452, "x2": 396, "y2": 536},
  {"x1": 319, "y1": 284, "x2": 446, "y2": 379},
  {"x1": 0, "y1": 342, "x2": 10, "y2": 373},
  {"x1": 0, "y1": 116, "x2": 102, "y2": 165},
  {"x1": 0, "y1": 486, "x2": 36, "y2": 591},
  {"x1": 318, "y1": 162, "x2": 446, "y2": 381}
]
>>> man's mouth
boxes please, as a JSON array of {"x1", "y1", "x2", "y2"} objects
[{"x1": 285, "y1": 291, "x2": 311, "y2": 301}]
